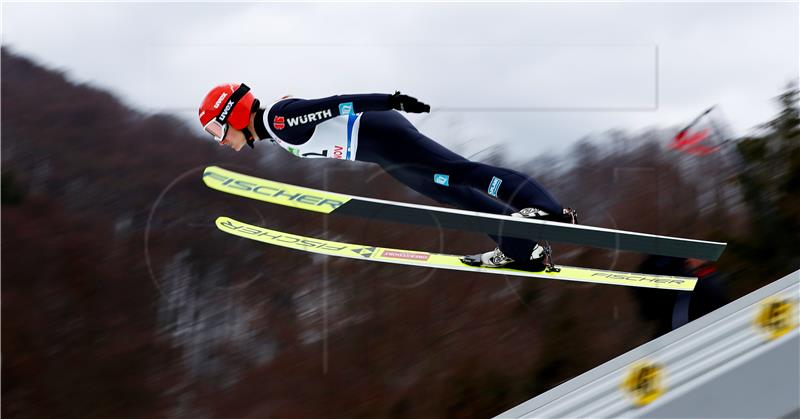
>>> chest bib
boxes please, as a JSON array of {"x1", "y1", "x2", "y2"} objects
[{"x1": 265, "y1": 109, "x2": 361, "y2": 161}]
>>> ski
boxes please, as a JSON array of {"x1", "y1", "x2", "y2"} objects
[
  {"x1": 214, "y1": 216, "x2": 697, "y2": 290},
  {"x1": 203, "y1": 166, "x2": 726, "y2": 261}
]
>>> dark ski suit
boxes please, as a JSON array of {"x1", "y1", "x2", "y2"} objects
[{"x1": 253, "y1": 94, "x2": 565, "y2": 262}]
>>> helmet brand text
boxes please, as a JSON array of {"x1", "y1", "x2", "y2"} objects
[{"x1": 213, "y1": 92, "x2": 228, "y2": 109}]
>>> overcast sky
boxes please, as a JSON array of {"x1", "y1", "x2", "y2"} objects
[{"x1": 3, "y1": 2, "x2": 798, "y2": 160}]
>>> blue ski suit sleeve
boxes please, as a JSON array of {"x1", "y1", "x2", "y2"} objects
[{"x1": 267, "y1": 94, "x2": 393, "y2": 145}]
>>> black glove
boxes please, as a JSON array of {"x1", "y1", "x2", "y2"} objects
[{"x1": 389, "y1": 91, "x2": 430, "y2": 113}]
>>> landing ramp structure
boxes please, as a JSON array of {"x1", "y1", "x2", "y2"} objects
[{"x1": 497, "y1": 269, "x2": 800, "y2": 418}]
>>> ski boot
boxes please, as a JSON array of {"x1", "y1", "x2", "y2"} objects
[
  {"x1": 460, "y1": 244, "x2": 552, "y2": 272},
  {"x1": 512, "y1": 207, "x2": 578, "y2": 224},
  {"x1": 460, "y1": 207, "x2": 576, "y2": 272}
]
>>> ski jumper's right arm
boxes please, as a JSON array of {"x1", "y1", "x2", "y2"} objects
[
  {"x1": 256, "y1": 92, "x2": 429, "y2": 160},
  {"x1": 263, "y1": 94, "x2": 395, "y2": 145}
]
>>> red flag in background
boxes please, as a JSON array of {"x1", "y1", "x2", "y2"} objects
[{"x1": 670, "y1": 106, "x2": 728, "y2": 156}]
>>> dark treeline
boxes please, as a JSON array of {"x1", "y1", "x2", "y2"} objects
[{"x1": 2, "y1": 47, "x2": 797, "y2": 418}]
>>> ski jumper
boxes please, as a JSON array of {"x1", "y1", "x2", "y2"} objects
[{"x1": 256, "y1": 94, "x2": 565, "y2": 262}]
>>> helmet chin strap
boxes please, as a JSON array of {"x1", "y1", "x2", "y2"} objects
[
  {"x1": 243, "y1": 126, "x2": 256, "y2": 149},
  {"x1": 245, "y1": 101, "x2": 260, "y2": 149}
]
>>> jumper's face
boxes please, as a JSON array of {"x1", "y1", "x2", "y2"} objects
[{"x1": 220, "y1": 125, "x2": 247, "y2": 152}]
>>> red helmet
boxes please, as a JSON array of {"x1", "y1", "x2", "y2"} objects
[{"x1": 198, "y1": 83, "x2": 258, "y2": 140}]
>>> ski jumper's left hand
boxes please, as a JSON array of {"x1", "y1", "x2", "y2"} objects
[{"x1": 389, "y1": 91, "x2": 430, "y2": 113}]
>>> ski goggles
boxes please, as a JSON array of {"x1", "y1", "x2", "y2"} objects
[
  {"x1": 203, "y1": 84, "x2": 251, "y2": 142},
  {"x1": 203, "y1": 119, "x2": 228, "y2": 142}
]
